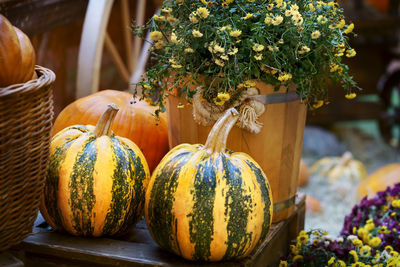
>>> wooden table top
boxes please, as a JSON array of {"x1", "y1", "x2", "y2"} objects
[{"x1": 11, "y1": 194, "x2": 306, "y2": 267}]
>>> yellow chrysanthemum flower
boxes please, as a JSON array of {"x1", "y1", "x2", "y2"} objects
[
  {"x1": 276, "y1": 0, "x2": 283, "y2": 8},
  {"x1": 167, "y1": 16, "x2": 178, "y2": 24},
  {"x1": 228, "y1": 47, "x2": 238, "y2": 55},
  {"x1": 177, "y1": 103, "x2": 185, "y2": 108},
  {"x1": 292, "y1": 13, "x2": 304, "y2": 26},
  {"x1": 298, "y1": 46, "x2": 310, "y2": 54},
  {"x1": 192, "y1": 30, "x2": 203, "y2": 38},
  {"x1": 337, "y1": 19, "x2": 346, "y2": 29},
  {"x1": 317, "y1": 15, "x2": 328, "y2": 24},
  {"x1": 189, "y1": 12, "x2": 199, "y2": 23},
  {"x1": 184, "y1": 48, "x2": 195, "y2": 53},
  {"x1": 252, "y1": 43, "x2": 265, "y2": 52},
  {"x1": 220, "y1": 55, "x2": 229, "y2": 60},
  {"x1": 214, "y1": 44, "x2": 225, "y2": 53},
  {"x1": 308, "y1": 3, "x2": 315, "y2": 11},
  {"x1": 346, "y1": 49, "x2": 357, "y2": 58},
  {"x1": 150, "y1": 31, "x2": 163, "y2": 41},
  {"x1": 213, "y1": 97, "x2": 225, "y2": 106},
  {"x1": 243, "y1": 13, "x2": 253, "y2": 20},
  {"x1": 267, "y1": 3, "x2": 274, "y2": 10},
  {"x1": 268, "y1": 45, "x2": 279, "y2": 52},
  {"x1": 214, "y1": 59, "x2": 225, "y2": 67},
  {"x1": 230, "y1": 30, "x2": 242, "y2": 37},
  {"x1": 245, "y1": 80, "x2": 256, "y2": 87},
  {"x1": 311, "y1": 30, "x2": 321, "y2": 39},
  {"x1": 264, "y1": 15, "x2": 273, "y2": 25},
  {"x1": 161, "y1": 8, "x2": 172, "y2": 13},
  {"x1": 273, "y1": 16, "x2": 284, "y2": 26},
  {"x1": 196, "y1": 7, "x2": 210, "y2": 19},
  {"x1": 279, "y1": 260, "x2": 288, "y2": 267},
  {"x1": 313, "y1": 100, "x2": 324, "y2": 109},
  {"x1": 217, "y1": 92, "x2": 230, "y2": 101},
  {"x1": 278, "y1": 73, "x2": 292, "y2": 82},
  {"x1": 344, "y1": 23, "x2": 355, "y2": 34},
  {"x1": 154, "y1": 40, "x2": 165, "y2": 49},
  {"x1": 171, "y1": 64, "x2": 182, "y2": 69},
  {"x1": 171, "y1": 32, "x2": 178, "y2": 43},
  {"x1": 328, "y1": 257, "x2": 336, "y2": 265},
  {"x1": 254, "y1": 54, "x2": 263, "y2": 60},
  {"x1": 290, "y1": 4, "x2": 299, "y2": 12},
  {"x1": 153, "y1": 15, "x2": 165, "y2": 21}
]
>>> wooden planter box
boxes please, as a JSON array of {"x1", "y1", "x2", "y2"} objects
[{"x1": 9, "y1": 195, "x2": 305, "y2": 267}]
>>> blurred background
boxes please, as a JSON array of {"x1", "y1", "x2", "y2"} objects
[{"x1": 1, "y1": 0, "x2": 400, "y2": 235}]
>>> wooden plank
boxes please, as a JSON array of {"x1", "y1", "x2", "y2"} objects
[
  {"x1": 0, "y1": 251, "x2": 24, "y2": 267},
  {"x1": 12, "y1": 195, "x2": 305, "y2": 267},
  {"x1": 0, "y1": 0, "x2": 87, "y2": 35}
]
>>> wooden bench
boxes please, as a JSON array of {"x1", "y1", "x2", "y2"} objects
[{"x1": 9, "y1": 194, "x2": 305, "y2": 267}]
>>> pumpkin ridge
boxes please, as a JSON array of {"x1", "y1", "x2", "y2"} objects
[
  {"x1": 90, "y1": 136, "x2": 115, "y2": 236},
  {"x1": 42, "y1": 139, "x2": 76, "y2": 231},
  {"x1": 69, "y1": 135, "x2": 97, "y2": 236},
  {"x1": 146, "y1": 151, "x2": 194, "y2": 254}
]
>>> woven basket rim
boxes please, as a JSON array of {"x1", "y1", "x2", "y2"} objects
[{"x1": 0, "y1": 65, "x2": 56, "y2": 97}]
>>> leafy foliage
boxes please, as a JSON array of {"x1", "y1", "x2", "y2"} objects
[{"x1": 133, "y1": 0, "x2": 359, "y2": 113}]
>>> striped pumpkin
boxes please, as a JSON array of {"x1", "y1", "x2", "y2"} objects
[
  {"x1": 145, "y1": 108, "x2": 273, "y2": 261},
  {"x1": 40, "y1": 104, "x2": 150, "y2": 237},
  {"x1": 311, "y1": 152, "x2": 367, "y2": 182}
]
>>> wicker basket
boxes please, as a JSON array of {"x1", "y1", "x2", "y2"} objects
[{"x1": 0, "y1": 66, "x2": 55, "y2": 251}]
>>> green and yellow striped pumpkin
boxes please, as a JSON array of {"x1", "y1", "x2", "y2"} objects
[
  {"x1": 145, "y1": 108, "x2": 273, "y2": 261},
  {"x1": 40, "y1": 104, "x2": 150, "y2": 237}
]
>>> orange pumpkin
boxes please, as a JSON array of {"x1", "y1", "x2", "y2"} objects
[
  {"x1": 298, "y1": 160, "x2": 310, "y2": 187},
  {"x1": 357, "y1": 163, "x2": 400, "y2": 199},
  {"x1": 53, "y1": 90, "x2": 169, "y2": 172},
  {"x1": 306, "y1": 195, "x2": 322, "y2": 213},
  {"x1": 0, "y1": 15, "x2": 36, "y2": 87}
]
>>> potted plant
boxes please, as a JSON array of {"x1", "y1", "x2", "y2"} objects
[{"x1": 134, "y1": 0, "x2": 358, "y2": 222}]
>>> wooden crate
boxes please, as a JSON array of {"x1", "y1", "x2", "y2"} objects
[{"x1": 10, "y1": 195, "x2": 305, "y2": 267}]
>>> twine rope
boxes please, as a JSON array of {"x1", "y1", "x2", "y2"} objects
[{"x1": 192, "y1": 87, "x2": 265, "y2": 134}]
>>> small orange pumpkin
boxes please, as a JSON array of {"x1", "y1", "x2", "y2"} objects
[
  {"x1": 298, "y1": 159, "x2": 310, "y2": 187},
  {"x1": 357, "y1": 163, "x2": 400, "y2": 199},
  {"x1": 52, "y1": 90, "x2": 169, "y2": 172},
  {"x1": 0, "y1": 15, "x2": 36, "y2": 87},
  {"x1": 306, "y1": 195, "x2": 322, "y2": 213}
]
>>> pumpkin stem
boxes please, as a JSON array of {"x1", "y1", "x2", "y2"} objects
[
  {"x1": 94, "y1": 103, "x2": 119, "y2": 137},
  {"x1": 340, "y1": 151, "x2": 353, "y2": 166},
  {"x1": 204, "y1": 107, "x2": 239, "y2": 153}
]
